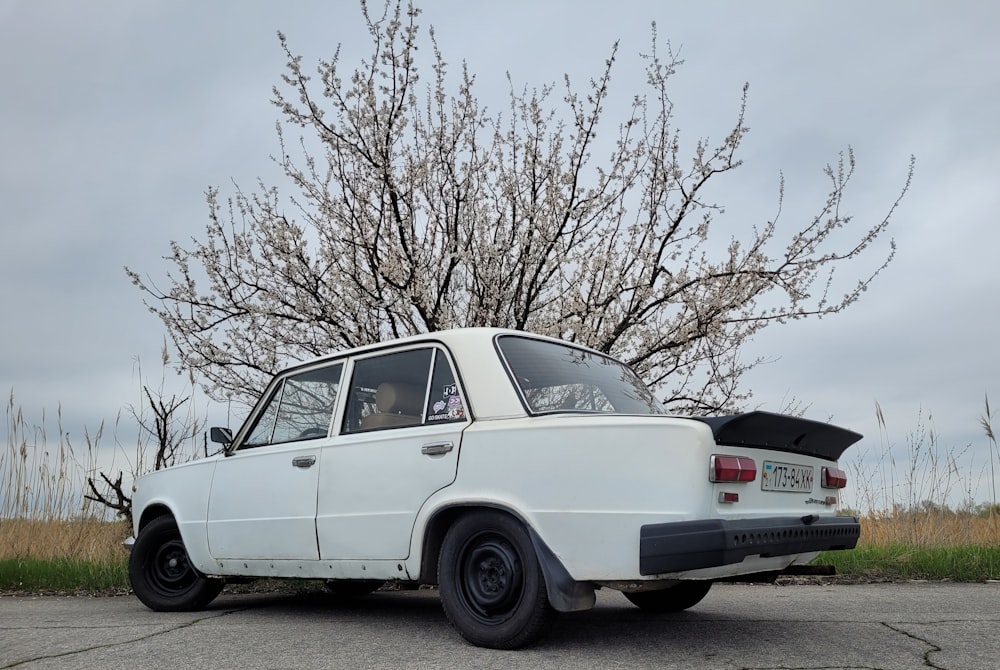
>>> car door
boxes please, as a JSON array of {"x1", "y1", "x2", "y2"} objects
[
  {"x1": 206, "y1": 362, "x2": 343, "y2": 560},
  {"x1": 316, "y1": 346, "x2": 467, "y2": 560}
]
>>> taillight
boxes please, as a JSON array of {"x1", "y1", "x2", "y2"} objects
[
  {"x1": 710, "y1": 455, "x2": 757, "y2": 482},
  {"x1": 821, "y1": 466, "x2": 848, "y2": 489}
]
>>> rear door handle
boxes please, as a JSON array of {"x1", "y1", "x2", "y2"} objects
[
  {"x1": 292, "y1": 455, "x2": 317, "y2": 468},
  {"x1": 421, "y1": 442, "x2": 454, "y2": 456}
]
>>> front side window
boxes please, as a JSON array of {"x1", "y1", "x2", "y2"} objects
[
  {"x1": 243, "y1": 363, "x2": 344, "y2": 447},
  {"x1": 496, "y1": 335, "x2": 664, "y2": 415}
]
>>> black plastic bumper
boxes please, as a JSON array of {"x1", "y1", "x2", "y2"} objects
[{"x1": 639, "y1": 515, "x2": 861, "y2": 576}]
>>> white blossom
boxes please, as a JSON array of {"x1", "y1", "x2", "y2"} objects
[{"x1": 127, "y1": 1, "x2": 913, "y2": 414}]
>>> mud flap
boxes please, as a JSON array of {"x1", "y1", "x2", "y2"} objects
[{"x1": 526, "y1": 526, "x2": 596, "y2": 612}]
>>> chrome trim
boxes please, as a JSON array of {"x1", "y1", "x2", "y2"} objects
[
  {"x1": 291, "y1": 455, "x2": 317, "y2": 468},
  {"x1": 421, "y1": 441, "x2": 454, "y2": 456}
]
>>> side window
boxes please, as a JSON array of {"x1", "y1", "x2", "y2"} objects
[
  {"x1": 242, "y1": 363, "x2": 343, "y2": 448},
  {"x1": 343, "y1": 348, "x2": 432, "y2": 433},
  {"x1": 342, "y1": 347, "x2": 465, "y2": 433},
  {"x1": 425, "y1": 350, "x2": 466, "y2": 423},
  {"x1": 245, "y1": 389, "x2": 281, "y2": 447}
]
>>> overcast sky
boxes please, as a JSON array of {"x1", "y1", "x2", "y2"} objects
[{"x1": 1, "y1": 1, "x2": 997, "y2": 510}]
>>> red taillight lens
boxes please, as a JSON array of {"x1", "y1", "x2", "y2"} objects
[
  {"x1": 710, "y1": 455, "x2": 757, "y2": 482},
  {"x1": 821, "y1": 466, "x2": 848, "y2": 489}
]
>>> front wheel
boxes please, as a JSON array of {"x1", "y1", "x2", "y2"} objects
[
  {"x1": 129, "y1": 516, "x2": 223, "y2": 611},
  {"x1": 624, "y1": 581, "x2": 712, "y2": 612},
  {"x1": 438, "y1": 511, "x2": 555, "y2": 649}
]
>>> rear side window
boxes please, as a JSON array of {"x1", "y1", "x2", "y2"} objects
[
  {"x1": 496, "y1": 336, "x2": 664, "y2": 415},
  {"x1": 342, "y1": 347, "x2": 466, "y2": 433},
  {"x1": 425, "y1": 349, "x2": 466, "y2": 423}
]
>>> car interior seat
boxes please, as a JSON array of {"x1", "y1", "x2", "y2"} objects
[{"x1": 359, "y1": 382, "x2": 424, "y2": 429}]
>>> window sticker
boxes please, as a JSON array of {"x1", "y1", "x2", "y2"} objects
[{"x1": 428, "y1": 384, "x2": 463, "y2": 421}]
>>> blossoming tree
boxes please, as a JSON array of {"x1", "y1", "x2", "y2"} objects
[{"x1": 129, "y1": 1, "x2": 912, "y2": 414}]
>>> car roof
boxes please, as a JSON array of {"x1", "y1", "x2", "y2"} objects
[
  {"x1": 281, "y1": 327, "x2": 607, "y2": 420},
  {"x1": 292, "y1": 327, "x2": 585, "y2": 368}
]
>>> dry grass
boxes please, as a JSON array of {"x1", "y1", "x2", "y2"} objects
[
  {"x1": 0, "y1": 518, "x2": 130, "y2": 563},
  {"x1": 2, "y1": 391, "x2": 103, "y2": 520},
  {"x1": 3, "y1": 390, "x2": 999, "y2": 587},
  {"x1": 813, "y1": 397, "x2": 1000, "y2": 580},
  {"x1": 844, "y1": 397, "x2": 1000, "y2": 524},
  {"x1": 0, "y1": 518, "x2": 130, "y2": 592},
  {"x1": 1, "y1": 392, "x2": 130, "y2": 588},
  {"x1": 859, "y1": 510, "x2": 1000, "y2": 548}
]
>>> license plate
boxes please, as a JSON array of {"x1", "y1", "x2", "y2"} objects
[{"x1": 762, "y1": 461, "x2": 814, "y2": 492}]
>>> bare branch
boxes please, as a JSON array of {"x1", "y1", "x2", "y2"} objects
[{"x1": 129, "y1": 1, "x2": 912, "y2": 414}]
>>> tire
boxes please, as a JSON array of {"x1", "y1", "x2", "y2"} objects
[
  {"x1": 623, "y1": 581, "x2": 712, "y2": 612},
  {"x1": 128, "y1": 516, "x2": 223, "y2": 611},
  {"x1": 323, "y1": 579, "x2": 384, "y2": 599},
  {"x1": 438, "y1": 511, "x2": 555, "y2": 649}
]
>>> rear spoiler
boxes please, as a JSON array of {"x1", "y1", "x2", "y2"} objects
[{"x1": 693, "y1": 411, "x2": 862, "y2": 462}]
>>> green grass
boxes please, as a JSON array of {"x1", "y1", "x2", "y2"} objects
[
  {"x1": 815, "y1": 545, "x2": 1000, "y2": 582},
  {"x1": 0, "y1": 557, "x2": 129, "y2": 593},
  {"x1": 3, "y1": 547, "x2": 999, "y2": 594},
  {"x1": 1, "y1": 548, "x2": 999, "y2": 594}
]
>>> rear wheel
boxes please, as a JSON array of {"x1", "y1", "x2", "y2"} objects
[
  {"x1": 129, "y1": 516, "x2": 223, "y2": 611},
  {"x1": 438, "y1": 511, "x2": 554, "y2": 649},
  {"x1": 624, "y1": 581, "x2": 712, "y2": 612}
]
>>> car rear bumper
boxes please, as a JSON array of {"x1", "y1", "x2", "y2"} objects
[{"x1": 639, "y1": 515, "x2": 861, "y2": 576}]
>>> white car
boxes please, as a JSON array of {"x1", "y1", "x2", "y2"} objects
[{"x1": 127, "y1": 328, "x2": 860, "y2": 648}]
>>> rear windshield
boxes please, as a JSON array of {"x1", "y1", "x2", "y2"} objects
[{"x1": 496, "y1": 335, "x2": 664, "y2": 415}]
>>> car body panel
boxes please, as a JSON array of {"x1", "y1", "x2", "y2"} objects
[
  {"x1": 316, "y1": 420, "x2": 464, "y2": 560},
  {"x1": 129, "y1": 327, "x2": 860, "y2": 596},
  {"x1": 131, "y1": 458, "x2": 218, "y2": 571},
  {"x1": 405, "y1": 413, "x2": 852, "y2": 581},
  {"x1": 206, "y1": 441, "x2": 323, "y2": 560}
]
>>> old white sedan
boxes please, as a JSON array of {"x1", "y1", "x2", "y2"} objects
[{"x1": 128, "y1": 328, "x2": 860, "y2": 648}]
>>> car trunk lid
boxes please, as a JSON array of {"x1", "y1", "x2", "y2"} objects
[
  {"x1": 691, "y1": 411, "x2": 861, "y2": 517},
  {"x1": 693, "y1": 411, "x2": 862, "y2": 462}
]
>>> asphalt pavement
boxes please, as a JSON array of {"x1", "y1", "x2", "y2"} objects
[{"x1": 2, "y1": 582, "x2": 998, "y2": 669}]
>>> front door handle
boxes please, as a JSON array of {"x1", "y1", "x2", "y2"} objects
[
  {"x1": 292, "y1": 455, "x2": 317, "y2": 468},
  {"x1": 421, "y1": 441, "x2": 454, "y2": 456}
]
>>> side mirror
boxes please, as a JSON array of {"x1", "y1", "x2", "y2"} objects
[{"x1": 210, "y1": 426, "x2": 233, "y2": 445}]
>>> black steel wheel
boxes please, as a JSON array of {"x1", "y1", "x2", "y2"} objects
[
  {"x1": 438, "y1": 511, "x2": 554, "y2": 649},
  {"x1": 129, "y1": 515, "x2": 223, "y2": 611},
  {"x1": 624, "y1": 581, "x2": 712, "y2": 612}
]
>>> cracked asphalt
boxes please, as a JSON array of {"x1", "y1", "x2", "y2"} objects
[{"x1": 2, "y1": 583, "x2": 998, "y2": 669}]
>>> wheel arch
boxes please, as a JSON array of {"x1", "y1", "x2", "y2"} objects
[
  {"x1": 418, "y1": 503, "x2": 595, "y2": 612},
  {"x1": 137, "y1": 503, "x2": 175, "y2": 532},
  {"x1": 134, "y1": 501, "x2": 216, "y2": 575}
]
